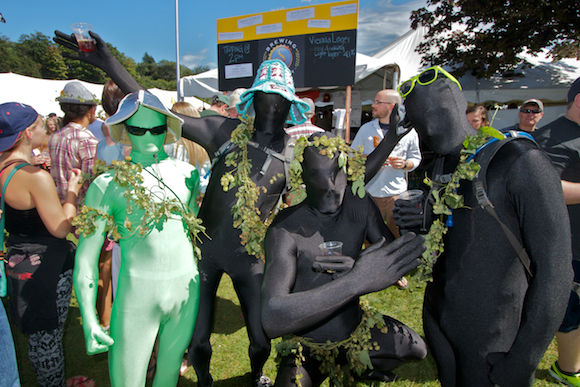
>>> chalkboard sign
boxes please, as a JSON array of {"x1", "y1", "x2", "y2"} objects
[
  {"x1": 303, "y1": 30, "x2": 356, "y2": 86},
  {"x1": 218, "y1": 30, "x2": 356, "y2": 90},
  {"x1": 217, "y1": 1, "x2": 358, "y2": 91}
]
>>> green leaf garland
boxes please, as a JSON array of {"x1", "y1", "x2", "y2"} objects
[
  {"x1": 416, "y1": 126, "x2": 505, "y2": 280},
  {"x1": 220, "y1": 117, "x2": 367, "y2": 261},
  {"x1": 275, "y1": 301, "x2": 386, "y2": 387},
  {"x1": 73, "y1": 158, "x2": 205, "y2": 261}
]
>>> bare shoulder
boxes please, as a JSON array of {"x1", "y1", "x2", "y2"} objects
[{"x1": 19, "y1": 165, "x2": 54, "y2": 187}]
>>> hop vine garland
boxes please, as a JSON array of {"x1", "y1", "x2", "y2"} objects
[
  {"x1": 416, "y1": 126, "x2": 505, "y2": 280},
  {"x1": 220, "y1": 115, "x2": 367, "y2": 261},
  {"x1": 275, "y1": 300, "x2": 387, "y2": 387},
  {"x1": 73, "y1": 158, "x2": 205, "y2": 261},
  {"x1": 289, "y1": 134, "x2": 367, "y2": 201}
]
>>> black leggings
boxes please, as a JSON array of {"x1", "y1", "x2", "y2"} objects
[
  {"x1": 188, "y1": 253, "x2": 271, "y2": 387},
  {"x1": 28, "y1": 269, "x2": 72, "y2": 387}
]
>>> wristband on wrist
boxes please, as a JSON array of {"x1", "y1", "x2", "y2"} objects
[{"x1": 404, "y1": 160, "x2": 408, "y2": 169}]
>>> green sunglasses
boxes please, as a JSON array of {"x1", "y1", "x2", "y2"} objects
[{"x1": 398, "y1": 66, "x2": 462, "y2": 98}]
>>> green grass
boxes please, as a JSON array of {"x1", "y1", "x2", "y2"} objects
[{"x1": 7, "y1": 276, "x2": 562, "y2": 386}]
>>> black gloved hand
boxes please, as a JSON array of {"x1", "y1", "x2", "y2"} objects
[
  {"x1": 313, "y1": 255, "x2": 355, "y2": 279},
  {"x1": 393, "y1": 197, "x2": 424, "y2": 231},
  {"x1": 54, "y1": 30, "x2": 116, "y2": 73},
  {"x1": 351, "y1": 234, "x2": 425, "y2": 295}
]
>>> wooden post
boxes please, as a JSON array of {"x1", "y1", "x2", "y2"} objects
[{"x1": 345, "y1": 85, "x2": 352, "y2": 143}]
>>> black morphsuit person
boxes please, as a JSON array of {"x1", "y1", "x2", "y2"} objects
[
  {"x1": 393, "y1": 67, "x2": 572, "y2": 387},
  {"x1": 261, "y1": 133, "x2": 427, "y2": 386},
  {"x1": 53, "y1": 30, "x2": 410, "y2": 387}
]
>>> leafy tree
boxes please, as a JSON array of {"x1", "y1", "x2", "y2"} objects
[
  {"x1": 107, "y1": 43, "x2": 138, "y2": 80},
  {"x1": 16, "y1": 32, "x2": 67, "y2": 79},
  {"x1": 180, "y1": 65, "x2": 194, "y2": 77},
  {"x1": 192, "y1": 65, "x2": 210, "y2": 75},
  {"x1": 136, "y1": 52, "x2": 157, "y2": 78},
  {"x1": 410, "y1": 0, "x2": 580, "y2": 78},
  {"x1": 0, "y1": 30, "x2": 206, "y2": 90},
  {"x1": 43, "y1": 45, "x2": 68, "y2": 79},
  {"x1": 0, "y1": 35, "x2": 41, "y2": 77},
  {"x1": 157, "y1": 59, "x2": 177, "y2": 82}
]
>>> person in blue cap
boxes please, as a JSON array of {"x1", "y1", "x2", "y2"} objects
[
  {"x1": 53, "y1": 30, "x2": 411, "y2": 387},
  {"x1": 73, "y1": 90, "x2": 201, "y2": 387}
]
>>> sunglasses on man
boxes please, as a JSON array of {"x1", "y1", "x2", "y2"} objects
[
  {"x1": 125, "y1": 124, "x2": 167, "y2": 136},
  {"x1": 520, "y1": 109, "x2": 542, "y2": 114}
]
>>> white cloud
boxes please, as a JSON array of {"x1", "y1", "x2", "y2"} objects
[
  {"x1": 357, "y1": 0, "x2": 425, "y2": 55},
  {"x1": 181, "y1": 48, "x2": 209, "y2": 68}
]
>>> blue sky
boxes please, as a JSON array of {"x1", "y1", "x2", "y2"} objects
[{"x1": 0, "y1": 0, "x2": 425, "y2": 69}]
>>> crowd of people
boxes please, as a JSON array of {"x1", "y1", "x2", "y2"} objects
[{"x1": 0, "y1": 27, "x2": 579, "y2": 387}]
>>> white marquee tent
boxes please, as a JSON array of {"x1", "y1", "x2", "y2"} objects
[
  {"x1": 0, "y1": 72, "x2": 209, "y2": 117},
  {"x1": 178, "y1": 25, "x2": 580, "y2": 128}
]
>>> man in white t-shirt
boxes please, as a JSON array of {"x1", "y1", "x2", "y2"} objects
[{"x1": 351, "y1": 89, "x2": 421, "y2": 237}]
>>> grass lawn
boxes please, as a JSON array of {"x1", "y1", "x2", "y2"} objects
[{"x1": 7, "y1": 275, "x2": 562, "y2": 387}]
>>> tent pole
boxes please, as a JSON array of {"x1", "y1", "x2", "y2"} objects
[
  {"x1": 345, "y1": 85, "x2": 352, "y2": 143},
  {"x1": 175, "y1": 0, "x2": 182, "y2": 101}
]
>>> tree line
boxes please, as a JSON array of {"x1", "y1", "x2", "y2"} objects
[
  {"x1": 411, "y1": 0, "x2": 580, "y2": 78},
  {"x1": 0, "y1": 31, "x2": 209, "y2": 90}
]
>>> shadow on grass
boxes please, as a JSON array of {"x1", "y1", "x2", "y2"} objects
[
  {"x1": 212, "y1": 296, "x2": 245, "y2": 335},
  {"x1": 393, "y1": 351, "x2": 439, "y2": 384},
  {"x1": 213, "y1": 373, "x2": 254, "y2": 387}
]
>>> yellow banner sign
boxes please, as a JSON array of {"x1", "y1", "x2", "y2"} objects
[{"x1": 217, "y1": 1, "x2": 358, "y2": 43}]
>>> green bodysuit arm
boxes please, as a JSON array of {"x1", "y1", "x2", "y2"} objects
[{"x1": 73, "y1": 176, "x2": 115, "y2": 355}]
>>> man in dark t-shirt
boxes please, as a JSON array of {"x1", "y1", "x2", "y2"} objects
[{"x1": 533, "y1": 76, "x2": 580, "y2": 386}]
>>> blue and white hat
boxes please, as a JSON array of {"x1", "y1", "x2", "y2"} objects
[
  {"x1": 237, "y1": 60, "x2": 309, "y2": 125},
  {"x1": 105, "y1": 90, "x2": 183, "y2": 145}
]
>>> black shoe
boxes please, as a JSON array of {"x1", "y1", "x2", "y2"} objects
[{"x1": 358, "y1": 370, "x2": 397, "y2": 383}]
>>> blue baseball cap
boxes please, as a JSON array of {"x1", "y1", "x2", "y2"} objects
[{"x1": 0, "y1": 102, "x2": 38, "y2": 152}]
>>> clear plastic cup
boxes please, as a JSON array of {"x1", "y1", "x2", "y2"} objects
[
  {"x1": 319, "y1": 241, "x2": 343, "y2": 256},
  {"x1": 398, "y1": 189, "x2": 424, "y2": 209},
  {"x1": 71, "y1": 23, "x2": 94, "y2": 52}
]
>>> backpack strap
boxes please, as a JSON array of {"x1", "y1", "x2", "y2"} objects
[
  {"x1": 212, "y1": 137, "x2": 297, "y2": 194},
  {"x1": 1, "y1": 163, "x2": 30, "y2": 232},
  {"x1": 472, "y1": 132, "x2": 537, "y2": 279},
  {"x1": 0, "y1": 162, "x2": 30, "y2": 297},
  {"x1": 247, "y1": 137, "x2": 296, "y2": 193}
]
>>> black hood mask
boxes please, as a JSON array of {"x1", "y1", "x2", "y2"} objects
[{"x1": 403, "y1": 76, "x2": 477, "y2": 156}]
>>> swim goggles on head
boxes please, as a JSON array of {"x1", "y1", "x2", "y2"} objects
[
  {"x1": 125, "y1": 124, "x2": 167, "y2": 136},
  {"x1": 398, "y1": 66, "x2": 462, "y2": 98}
]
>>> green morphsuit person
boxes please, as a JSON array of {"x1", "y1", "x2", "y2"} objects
[{"x1": 73, "y1": 90, "x2": 201, "y2": 387}]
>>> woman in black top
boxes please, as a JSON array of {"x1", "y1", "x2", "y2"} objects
[{"x1": 0, "y1": 102, "x2": 87, "y2": 387}]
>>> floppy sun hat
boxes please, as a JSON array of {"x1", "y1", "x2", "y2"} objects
[
  {"x1": 106, "y1": 90, "x2": 183, "y2": 145},
  {"x1": 57, "y1": 81, "x2": 98, "y2": 105},
  {"x1": 0, "y1": 102, "x2": 38, "y2": 152},
  {"x1": 237, "y1": 59, "x2": 309, "y2": 125}
]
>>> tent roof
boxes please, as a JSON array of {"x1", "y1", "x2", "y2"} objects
[
  {"x1": 178, "y1": 26, "x2": 580, "y2": 106},
  {"x1": 366, "y1": 26, "x2": 580, "y2": 105},
  {"x1": 180, "y1": 68, "x2": 220, "y2": 99},
  {"x1": 0, "y1": 73, "x2": 208, "y2": 117}
]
